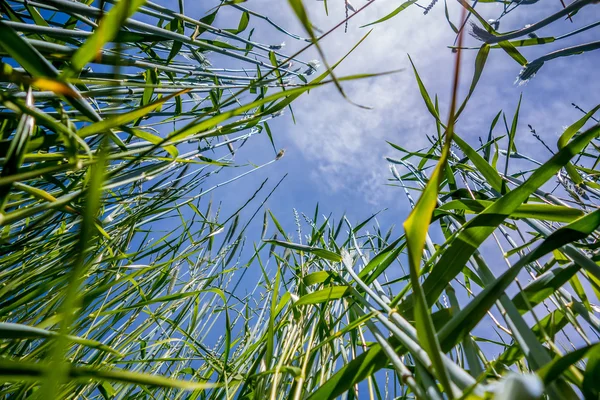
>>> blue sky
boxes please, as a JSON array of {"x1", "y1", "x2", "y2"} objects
[
  {"x1": 3, "y1": 0, "x2": 599, "y2": 391},
  {"x1": 182, "y1": 0, "x2": 600, "y2": 353},
  {"x1": 189, "y1": 1, "x2": 600, "y2": 238},
  {"x1": 121, "y1": 0, "x2": 600, "y2": 366}
]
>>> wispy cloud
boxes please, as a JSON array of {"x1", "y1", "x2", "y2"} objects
[
  {"x1": 248, "y1": 1, "x2": 600, "y2": 205},
  {"x1": 252, "y1": 1, "x2": 458, "y2": 204}
]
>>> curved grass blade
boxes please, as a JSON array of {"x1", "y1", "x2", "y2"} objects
[
  {"x1": 360, "y1": 0, "x2": 417, "y2": 28},
  {"x1": 0, "y1": 360, "x2": 217, "y2": 390},
  {"x1": 263, "y1": 238, "x2": 341, "y2": 262}
]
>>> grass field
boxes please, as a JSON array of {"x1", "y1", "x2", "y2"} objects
[{"x1": 0, "y1": 0, "x2": 599, "y2": 398}]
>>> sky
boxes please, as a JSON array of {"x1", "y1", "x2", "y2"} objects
[
  {"x1": 115, "y1": 0, "x2": 600, "y2": 369},
  {"x1": 184, "y1": 0, "x2": 600, "y2": 239},
  {"x1": 2, "y1": 0, "x2": 598, "y2": 392},
  {"x1": 180, "y1": 0, "x2": 600, "y2": 354}
]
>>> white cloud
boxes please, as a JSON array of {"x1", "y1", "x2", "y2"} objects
[
  {"x1": 246, "y1": 1, "x2": 600, "y2": 204},
  {"x1": 251, "y1": 1, "x2": 460, "y2": 203}
]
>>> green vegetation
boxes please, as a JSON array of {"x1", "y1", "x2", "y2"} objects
[{"x1": 1, "y1": 0, "x2": 600, "y2": 399}]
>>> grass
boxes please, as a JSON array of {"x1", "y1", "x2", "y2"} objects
[{"x1": 1, "y1": 0, "x2": 600, "y2": 399}]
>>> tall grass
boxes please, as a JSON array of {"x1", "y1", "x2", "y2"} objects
[
  {"x1": 1, "y1": 0, "x2": 600, "y2": 399},
  {"x1": 0, "y1": 0, "x2": 355, "y2": 396}
]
